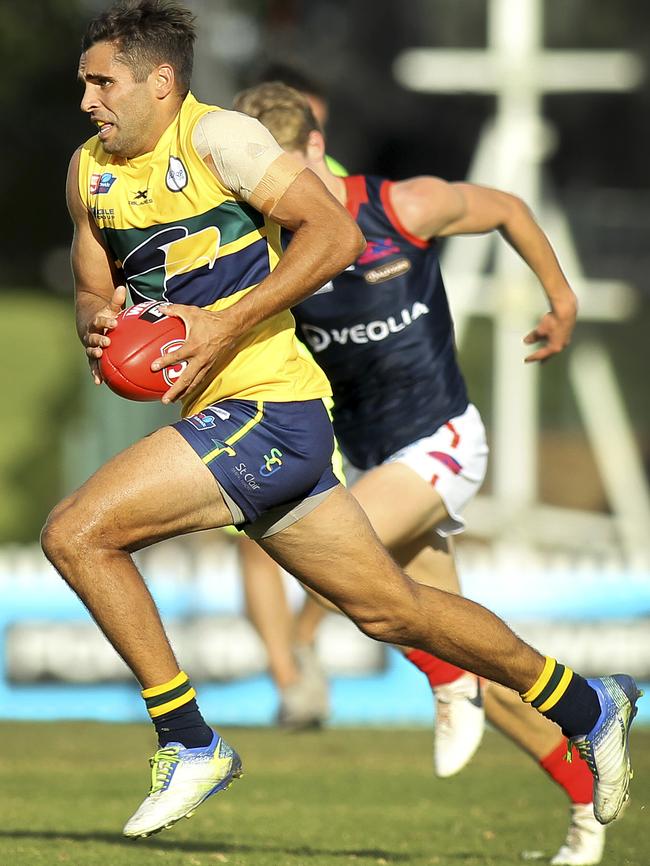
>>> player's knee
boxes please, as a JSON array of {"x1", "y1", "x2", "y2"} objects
[
  {"x1": 352, "y1": 605, "x2": 415, "y2": 646},
  {"x1": 41, "y1": 500, "x2": 73, "y2": 566},
  {"x1": 41, "y1": 497, "x2": 92, "y2": 572}
]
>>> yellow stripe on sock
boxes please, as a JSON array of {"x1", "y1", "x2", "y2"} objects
[
  {"x1": 147, "y1": 687, "x2": 197, "y2": 718},
  {"x1": 538, "y1": 667, "x2": 574, "y2": 713},
  {"x1": 522, "y1": 657, "x2": 556, "y2": 703},
  {"x1": 141, "y1": 671, "x2": 189, "y2": 699}
]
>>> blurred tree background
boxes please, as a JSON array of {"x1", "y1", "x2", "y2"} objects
[{"x1": 1, "y1": 0, "x2": 648, "y2": 542}]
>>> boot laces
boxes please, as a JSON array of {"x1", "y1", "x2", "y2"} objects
[{"x1": 149, "y1": 746, "x2": 181, "y2": 795}]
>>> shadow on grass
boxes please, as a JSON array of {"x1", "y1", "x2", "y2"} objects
[{"x1": 0, "y1": 829, "x2": 419, "y2": 861}]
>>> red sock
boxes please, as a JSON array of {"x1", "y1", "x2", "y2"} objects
[
  {"x1": 539, "y1": 740, "x2": 593, "y2": 804},
  {"x1": 405, "y1": 649, "x2": 465, "y2": 688}
]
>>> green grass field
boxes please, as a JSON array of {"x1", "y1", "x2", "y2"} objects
[{"x1": 1, "y1": 724, "x2": 648, "y2": 866}]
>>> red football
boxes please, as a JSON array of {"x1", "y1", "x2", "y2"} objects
[{"x1": 99, "y1": 301, "x2": 187, "y2": 401}]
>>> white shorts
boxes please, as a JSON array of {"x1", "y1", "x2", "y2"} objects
[{"x1": 383, "y1": 403, "x2": 488, "y2": 537}]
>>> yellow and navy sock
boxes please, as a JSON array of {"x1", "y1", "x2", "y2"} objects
[
  {"x1": 142, "y1": 671, "x2": 213, "y2": 749},
  {"x1": 521, "y1": 657, "x2": 600, "y2": 738}
]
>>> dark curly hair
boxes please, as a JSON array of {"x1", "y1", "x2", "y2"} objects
[{"x1": 81, "y1": 0, "x2": 196, "y2": 95}]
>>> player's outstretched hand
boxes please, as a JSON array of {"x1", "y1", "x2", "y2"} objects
[
  {"x1": 523, "y1": 297, "x2": 578, "y2": 363},
  {"x1": 151, "y1": 303, "x2": 240, "y2": 404},
  {"x1": 83, "y1": 285, "x2": 127, "y2": 384}
]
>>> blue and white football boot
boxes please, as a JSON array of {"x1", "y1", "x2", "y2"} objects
[
  {"x1": 568, "y1": 675, "x2": 642, "y2": 825},
  {"x1": 123, "y1": 731, "x2": 243, "y2": 838}
]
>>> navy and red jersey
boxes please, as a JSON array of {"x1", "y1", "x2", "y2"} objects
[{"x1": 292, "y1": 174, "x2": 469, "y2": 470}]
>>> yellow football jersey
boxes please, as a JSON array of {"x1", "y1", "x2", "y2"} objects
[{"x1": 78, "y1": 93, "x2": 331, "y2": 416}]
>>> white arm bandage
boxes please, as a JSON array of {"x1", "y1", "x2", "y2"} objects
[{"x1": 193, "y1": 110, "x2": 304, "y2": 212}]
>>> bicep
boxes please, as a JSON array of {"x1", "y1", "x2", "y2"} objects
[
  {"x1": 266, "y1": 167, "x2": 350, "y2": 232},
  {"x1": 435, "y1": 183, "x2": 517, "y2": 237},
  {"x1": 391, "y1": 177, "x2": 515, "y2": 240}
]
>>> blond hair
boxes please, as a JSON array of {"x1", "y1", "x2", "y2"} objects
[{"x1": 233, "y1": 82, "x2": 321, "y2": 153}]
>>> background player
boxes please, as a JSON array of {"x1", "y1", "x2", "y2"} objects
[
  {"x1": 234, "y1": 69, "x2": 486, "y2": 751},
  {"x1": 234, "y1": 80, "x2": 614, "y2": 864}
]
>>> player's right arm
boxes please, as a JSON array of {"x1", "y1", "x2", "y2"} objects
[
  {"x1": 153, "y1": 110, "x2": 364, "y2": 404},
  {"x1": 66, "y1": 147, "x2": 125, "y2": 383},
  {"x1": 390, "y1": 176, "x2": 577, "y2": 363}
]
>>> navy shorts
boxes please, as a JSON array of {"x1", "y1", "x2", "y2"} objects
[{"x1": 173, "y1": 398, "x2": 339, "y2": 532}]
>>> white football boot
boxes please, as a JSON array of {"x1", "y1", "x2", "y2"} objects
[
  {"x1": 568, "y1": 674, "x2": 642, "y2": 824},
  {"x1": 550, "y1": 803, "x2": 606, "y2": 865},
  {"x1": 123, "y1": 731, "x2": 242, "y2": 838},
  {"x1": 433, "y1": 672, "x2": 485, "y2": 778}
]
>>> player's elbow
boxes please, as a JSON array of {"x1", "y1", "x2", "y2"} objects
[
  {"x1": 500, "y1": 191, "x2": 534, "y2": 230},
  {"x1": 337, "y1": 217, "x2": 366, "y2": 269}
]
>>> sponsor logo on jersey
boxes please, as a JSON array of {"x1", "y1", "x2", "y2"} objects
[
  {"x1": 188, "y1": 411, "x2": 217, "y2": 431},
  {"x1": 160, "y1": 339, "x2": 187, "y2": 385},
  {"x1": 364, "y1": 257, "x2": 411, "y2": 285},
  {"x1": 260, "y1": 447, "x2": 283, "y2": 476},
  {"x1": 301, "y1": 302, "x2": 430, "y2": 353},
  {"x1": 129, "y1": 188, "x2": 154, "y2": 206},
  {"x1": 207, "y1": 405, "x2": 231, "y2": 421},
  {"x1": 91, "y1": 206, "x2": 115, "y2": 222},
  {"x1": 357, "y1": 237, "x2": 401, "y2": 265},
  {"x1": 233, "y1": 462, "x2": 261, "y2": 490},
  {"x1": 166, "y1": 156, "x2": 188, "y2": 192},
  {"x1": 90, "y1": 172, "x2": 117, "y2": 195}
]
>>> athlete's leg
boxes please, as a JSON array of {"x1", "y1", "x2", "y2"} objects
[
  {"x1": 361, "y1": 470, "x2": 603, "y2": 809},
  {"x1": 240, "y1": 535, "x2": 298, "y2": 690},
  {"x1": 391, "y1": 528, "x2": 597, "y2": 805},
  {"x1": 261, "y1": 486, "x2": 641, "y2": 827},
  {"x1": 371, "y1": 465, "x2": 599, "y2": 796},
  {"x1": 241, "y1": 537, "x2": 329, "y2": 681},
  {"x1": 386, "y1": 531, "x2": 484, "y2": 777},
  {"x1": 243, "y1": 462, "x2": 460, "y2": 700},
  {"x1": 350, "y1": 462, "x2": 451, "y2": 550},
  {"x1": 240, "y1": 536, "x2": 329, "y2": 727},
  {"x1": 41, "y1": 427, "x2": 232, "y2": 687},
  {"x1": 41, "y1": 427, "x2": 243, "y2": 837},
  {"x1": 486, "y1": 684, "x2": 605, "y2": 864},
  {"x1": 392, "y1": 530, "x2": 460, "y2": 593},
  {"x1": 341, "y1": 464, "x2": 623, "y2": 835},
  {"x1": 294, "y1": 591, "x2": 329, "y2": 645},
  {"x1": 486, "y1": 683, "x2": 562, "y2": 760},
  {"x1": 351, "y1": 465, "x2": 473, "y2": 689},
  {"x1": 260, "y1": 485, "x2": 542, "y2": 690},
  {"x1": 485, "y1": 684, "x2": 595, "y2": 803}
]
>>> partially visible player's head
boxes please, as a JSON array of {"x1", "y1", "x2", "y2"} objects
[
  {"x1": 234, "y1": 82, "x2": 324, "y2": 167},
  {"x1": 248, "y1": 63, "x2": 330, "y2": 128},
  {"x1": 79, "y1": 0, "x2": 196, "y2": 157}
]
